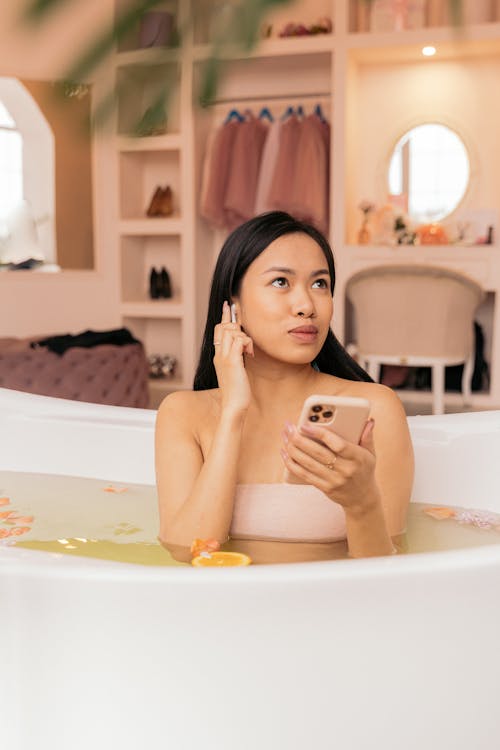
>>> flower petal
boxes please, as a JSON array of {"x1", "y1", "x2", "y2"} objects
[{"x1": 424, "y1": 506, "x2": 456, "y2": 520}]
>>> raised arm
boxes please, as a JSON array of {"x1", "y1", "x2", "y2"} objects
[{"x1": 155, "y1": 300, "x2": 254, "y2": 547}]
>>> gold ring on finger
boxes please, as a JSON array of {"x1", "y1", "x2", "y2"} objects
[{"x1": 325, "y1": 455, "x2": 337, "y2": 470}]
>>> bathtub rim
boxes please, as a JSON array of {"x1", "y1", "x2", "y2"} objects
[{"x1": 2, "y1": 535, "x2": 500, "y2": 584}]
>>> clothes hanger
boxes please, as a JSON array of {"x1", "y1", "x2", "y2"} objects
[
  {"x1": 258, "y1": 107, "x2": 274, "y2": 122},
  {"x1": 281, "y1": 105, "x2": 295, "y2": 120},
  {"x1": 314, "y1": 103, "x2": 325, "y2": 122},
  {"x1": 224, "y1": 108, "x2": 244, "y2": 124}
]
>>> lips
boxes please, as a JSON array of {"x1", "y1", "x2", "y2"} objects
[
  {"x1": 289, "y1": 326, "x2": 318, "y2": 334},
  {"x1": 288, "y1": 325, "x2": 319, "y2": 343}
]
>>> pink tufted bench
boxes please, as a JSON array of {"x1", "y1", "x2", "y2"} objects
[{"x1": 0, "y1": 336, "x2": 149, "y2": 408}]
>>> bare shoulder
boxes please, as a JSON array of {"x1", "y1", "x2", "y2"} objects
[
  {"x1": 347, "y1": 380, "x2": 406, "y2": 420},
  {"x1": 156, "y1": 388, "x2": 219, "y2": 430},
  {"x1": 317, "y1": 374, "x2": 406, "y2": 419}
]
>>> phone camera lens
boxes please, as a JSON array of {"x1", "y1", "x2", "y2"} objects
[
  {"x1": 309, "y1": 415, "x2": 319, "y2": 422},
  {"x1": 323, "y1": 410, "x2": 333, "y2": 419},
  {"x1": 312, "y1": 405, "x2": 322, "y2": 413}
]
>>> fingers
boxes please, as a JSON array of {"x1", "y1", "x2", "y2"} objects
[
  {"x1": 298, "y1": 421, "x2": 348, "y2": 456},
  {"x1": 359, "y1": 419, "x2": 376, "y2": 455},
  {"x1": 282, "y1": 427, "x2": 342, "y2": 478},
  {"x1": 220, "y1": 300, "x2": 231, "y2": 324},
  {"x1": 214, "y1": 301, "x2": 254, "y2": 356},
  {"x1": 281, "y1": 421, "x2": 374, "y2": 479},
  {"x1": 280, "y1": 448, "x2": 333, "y2": 493},
  {"x1": 221, "y1": 330, "x2": 251, "y2": 358},
  {"x1": 282, "y1": 422, "x2": 337, "y2": 465}
]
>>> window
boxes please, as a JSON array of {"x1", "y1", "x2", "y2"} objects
[{"x1": 0, "y1": 100, "x2": 23, "y2": 229}]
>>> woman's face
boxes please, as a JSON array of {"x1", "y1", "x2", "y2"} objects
[{"x1": 235, "y1": 232, "x2": 333, "y2": 364}]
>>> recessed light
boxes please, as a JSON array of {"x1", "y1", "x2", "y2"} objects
[{"x1": 422, "y1": 46, "x2": 436, "y2": 57}]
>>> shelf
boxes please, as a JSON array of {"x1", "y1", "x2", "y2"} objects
[
  {"x1": 119, "y1": 218, "x2": 183, "y2": 235},
  {"x1": 395, "y1": 389, "x2": 493, "y2": 407},
  {"x1": 117, "y1": 134, "x2": 182, "y2": 152},
  {"x1": 192, "y1": 34, "x2": 334, "y2": 62},
  {"x1": 344, "y1": 244, "x2": 498, "y2": 253},
  {"x1": 114, "y1": 47, "x2": 180, "y2": 67},
  {"x1": 121, "y1": 300, "x2": 183, "y2": 318}
]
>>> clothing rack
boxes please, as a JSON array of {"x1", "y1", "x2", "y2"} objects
[{"x1": 208, "y1": 91, "x2": 331, "y2": 106}]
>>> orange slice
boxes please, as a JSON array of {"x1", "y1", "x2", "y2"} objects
[
  {"x1": 0, "y1": 497, "x2": 10, "y2": 506},
  {"x1": 191, "y1": 551, "x2": 252, "y2": 567}
]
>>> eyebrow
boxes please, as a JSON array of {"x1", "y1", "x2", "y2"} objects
[{"x1": 261, "y1": 266, "x2": 330, "y2": 277}]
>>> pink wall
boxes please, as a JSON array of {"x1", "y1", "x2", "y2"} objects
[
  {"x1": 348, "y1": 56, "x2": 500, "y2": 242},
  {"x1": 0, "y1": 1, "x2": 120, "y2": 338}
]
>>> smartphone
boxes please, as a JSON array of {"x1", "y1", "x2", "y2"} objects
[{"x1": 283, "y1": 394, "x2": 371, "y2": 484}]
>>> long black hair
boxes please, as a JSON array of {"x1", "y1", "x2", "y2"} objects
[{"x1": 194, "y1": 211, "x2": 372, "y2": 390}]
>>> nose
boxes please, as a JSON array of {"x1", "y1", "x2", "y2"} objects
[{"x1": 292, "y1": 284, "x2": 315, "y2": 318}]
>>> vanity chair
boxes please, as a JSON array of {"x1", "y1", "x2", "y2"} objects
[{"x1": 346, "y1": 264, "x2": 486, "y2": 414}]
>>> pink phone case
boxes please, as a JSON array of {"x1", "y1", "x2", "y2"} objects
[{"x1": 283, "y1": 394, "x2": 371, "y2": 484}]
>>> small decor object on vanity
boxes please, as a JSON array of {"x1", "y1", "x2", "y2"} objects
[
  {"x1": 146, "y1": 186, "x2": 174, "y2": 217},
  {"x1": 357, "y1": 200, "x2": 375, "y2": 244},
  {"x1": 148, "y1": 353, "x2": 177, "y2": 379},
  {"x1": 149, "y1": 266, "x2": 172, "y2": 299},
  {"x1": 416, "y1": 223, "x2": 449, "y2": 245}
]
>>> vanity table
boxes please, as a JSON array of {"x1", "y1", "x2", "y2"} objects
[{"x1": 334, "y1": 243, "x2": 499, "y2": 409}]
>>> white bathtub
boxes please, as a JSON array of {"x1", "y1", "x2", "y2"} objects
[{"x1": 1, "y1": 386, "x2": 500, "y2": 750}]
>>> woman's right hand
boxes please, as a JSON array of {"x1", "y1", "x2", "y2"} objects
[{"x1": 213, "y1": 300, "x2": 254, "y2": 416}]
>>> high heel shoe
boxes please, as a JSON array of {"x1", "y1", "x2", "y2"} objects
[
  {"x1": 160, "y1": 266, "x2": 172, "y2": 298},
  {"x1": 146, "y1": 186, "x2": 163, "y2": 217},
  {"x1": 158, "y1": 185, "x2": 173, "y2": 217},
  {"x1": 149, "y1": 267, "x2": 161, "y2": 299}
]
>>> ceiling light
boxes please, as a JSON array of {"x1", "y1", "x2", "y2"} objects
[{"x1": 422, "y1": 46, "x2": 436, "y2": 57}]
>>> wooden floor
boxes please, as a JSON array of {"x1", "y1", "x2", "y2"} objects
[{"x1": 403, "y1": 400, "x2": 500, "y2": 416}]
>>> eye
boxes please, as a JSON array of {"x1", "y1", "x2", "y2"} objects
[
  {"x1": 271, "y1": 277, "x2": 289, "y2": 288},
  {"x1": 312, "y1": 278, "x2": 329, "y2": 289}
]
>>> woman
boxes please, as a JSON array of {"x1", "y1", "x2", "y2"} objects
[{"x1": 155, "y1": 212, "x2": 414, "y2": 561}]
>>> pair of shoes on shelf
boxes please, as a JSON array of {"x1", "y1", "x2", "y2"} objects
[
  {"x1": 149, "y1": 266, "x2": 172, "y2": 299},
  {"x1": 146, "y1": 185, "x2": 174, "y2": 217},
  {"x1": 148, "y1": 353, "x2": 177, "y2": 379}
]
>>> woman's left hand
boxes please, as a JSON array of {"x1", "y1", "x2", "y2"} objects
[{"x1": 280, "y1": 419, "x2": 377, "y2": 514}]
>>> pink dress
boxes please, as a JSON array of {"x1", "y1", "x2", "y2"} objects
[
  {"x1": 223, "y1": 115, "x2": 269, "y2": 230},
  {"x1": 230, "y1": 483, "x2": 347, "y2": 543}
]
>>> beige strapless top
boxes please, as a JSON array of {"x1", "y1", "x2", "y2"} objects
[{"x1": 230, "y1": 483, "x2": 347, "y2": 543}]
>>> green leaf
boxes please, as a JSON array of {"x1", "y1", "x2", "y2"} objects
[{"x1": 24, "y1": 0, "x2": 77, "y2": 23}]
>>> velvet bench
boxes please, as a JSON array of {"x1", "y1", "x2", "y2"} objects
[{"x1": 0, "y1": 336, "x2": 149, "y2": 408}]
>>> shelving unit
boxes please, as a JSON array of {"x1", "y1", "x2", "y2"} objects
[{"x1": 111, "y1": 0, "x2": 500, "y2": 410}]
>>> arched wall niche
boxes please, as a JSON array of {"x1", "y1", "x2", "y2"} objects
[{"x1": 0, "y1": 76, "x2": 56, "y2": 263}]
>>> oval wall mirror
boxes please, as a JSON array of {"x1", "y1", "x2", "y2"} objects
[{"x1": 388, "y1": 123, "x2": 470, "y2": 223}]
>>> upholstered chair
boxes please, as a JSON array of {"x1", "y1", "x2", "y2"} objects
[{"x1": 346, "y1": 265, "x2": 486, "y2": 414}]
